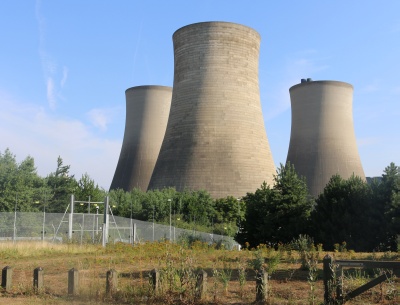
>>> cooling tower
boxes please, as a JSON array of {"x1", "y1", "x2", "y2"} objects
[
  {"x1": 148, "y1": 21, "x2": 275, "y2": 198},
  {"x1": 286, "y1": 80, "x2": 365, "y2": 197},
  {"x1": 110, "y1": 86, "x2": 172, "y2": 192}
]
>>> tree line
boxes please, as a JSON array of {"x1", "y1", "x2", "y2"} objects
[
  {"x1": 1, "y1": 148, "x2": 399, "y2": 251},
  {"x1": 237, "y1": 162, "x2": 400, "y2": 252},
  {"x1": 0, "y1": 148, "x2": 244, "y2": 236}
]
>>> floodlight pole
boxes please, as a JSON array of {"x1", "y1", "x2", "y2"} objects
[
  {"x1": 68, "y1": 195, "x2": 74, "y2": 240},
  {"x1": 152, "y1": 206, "x2": 155, "y2": 242},
  {"x1": 13, "y1": 193, "x2": 17, "y2": 244},
  {"x1": 168, "y1": 199, "x2": 172, "y2": 241},
  {"x1": 102, "y1": 196, "x2": 109, "y2": 247}
]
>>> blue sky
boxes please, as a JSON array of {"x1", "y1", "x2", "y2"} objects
[{"x1": 1, "y1": 1, "x2": 399, "y2": 189}]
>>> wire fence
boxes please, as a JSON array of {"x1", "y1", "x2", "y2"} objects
[{"x1": 0, "y1": 212, "x2": 239, "y2": 249}]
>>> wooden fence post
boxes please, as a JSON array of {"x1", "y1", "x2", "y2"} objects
[
  {"x1": 337, "y1": 266, "x2": 343, "y2": 300},
  {"x1": 323, "y1": 255, "x2": 335, "y2": 304},
  {"x1": 106, "y1": 269, "x2": 118, "y2": 296},
  {"x1": 255, "y1": 268, "x2": 268, "y2": 302},
  {"x1": 1, "y1": 266, "x2": 13, "y2": 291},
  {"x1": 150, "y1": 269, "x2": 160, "y2": 293},
  {"x1": 33, "y1": 267, "x2": 44, "y2": 292},
  {"x1": 195, "y1": 269, "x2": 207, "y2": 300},
  {"x1": 68, "y1": 268, "x2": 79, "y2": 295}
]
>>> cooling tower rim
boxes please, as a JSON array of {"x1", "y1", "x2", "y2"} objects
[
  {"x1": 125, "y1": 85, "x2": 172, "y2": 93},
  {"x1": 173, "y1": 21, "x2": 260, "y2": 39},
  {"x1": 289, "y1": 80, "x2": 353, "y2": 92}
]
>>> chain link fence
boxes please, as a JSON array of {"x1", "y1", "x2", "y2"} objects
[{"x1": 0, "y1": 212, "x2": 239, "y2": 249}]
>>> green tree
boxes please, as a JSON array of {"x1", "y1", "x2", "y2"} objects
[
  {"x1": 235, "y1": 182, "x2": 274, "y2": 246},
  {"x1": 46, "y1": 156, "x2": 77, "y2": 212},
  {"x1": 311, "y1": 175, "x2": 377, "y2": 251},
  {"x1": 271, "y1": 162, "x2": 314, "y2": 243},
  {"x1": 236, "y1": 163, "x2": 313, "y2": 247},
  {"x1": 214, "y1": 196, "x2": 246, "y2": 236},
  {"x1": 373, "y1": 163, "x2": 400, "y2": 250},
  {"x1": 179, "y1": 189, "x2": 214, "y2": 227},
  {"x1": 74, "y1": 173, "x2": 106, "y2": 213},
  {"x1": 0, "y1": 148, "x2": 45, "y2": 212},
  {"x1": 109, "y1": 188, "x2": 145, "y2": 219}
]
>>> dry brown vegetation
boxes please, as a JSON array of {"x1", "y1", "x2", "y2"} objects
[{"x1": 0, "y1": 241, "x2": 399, "y2": 304}]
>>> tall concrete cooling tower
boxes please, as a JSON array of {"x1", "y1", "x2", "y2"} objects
[
  {"x1": 286, "y1": 79, "x2": 365, "y2": 197},
  {"x1": 148, "y1": 22, "x2": 275, "y2": 198},
  {"x1": 110, "y1": 85, "x2": 172, "y2": 192}
]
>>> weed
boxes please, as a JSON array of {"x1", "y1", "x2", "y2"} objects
[
  {"x1": 290, "y1": 234, "x2": 318, "y2": 270},
  {"x1": 236, "y1": 257, "x2": 247, "y2": 299},
  {"x1": 248, "y1": 247, "x2": 265, "y2": 270},
  {"x1": 306, "y1": 256, "x2": 319, "y2": 305},
  {"x1": 218, "y1": 263, "x2": 232, "y2": 295},
  {"x1": 265, "y1": 251, "x2": 281, "y2": 275},
  {"x1": 211, "y1": 265, "x2": 220, "y2": 303},
  {"x1": 383, "y1": 271, "x2": 398, "y2": 302}
]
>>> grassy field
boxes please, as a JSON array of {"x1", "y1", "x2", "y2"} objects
[{"x1": 0, "y1": 241, "x2": 399, "y2": 304}]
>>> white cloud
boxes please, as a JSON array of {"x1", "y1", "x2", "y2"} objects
[
  {"x1": 61, "y1": 66, "x2": 68, "y2": 88},
  {"x1": 87, "y1": 109, "x2": 108, "y2": 131},
  {"x1": 87, "y1": 107, "x2": 121, "y2": 132},
  {"x1": 46, "y1": 77, "x2": 56, "y2": 109},
  {"x1": 0, "y1": 91, "x2": 121, "y2": 189},
  {"x1": 35, "y1": 0, "x2": 67, "y2": 110}
]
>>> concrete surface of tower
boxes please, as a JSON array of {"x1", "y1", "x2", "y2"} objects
[
  {"x1": 148, "y1": 21, "x2": 276, "y2": 198},
  {"x1": 110, "y1": 86, "x2": 172, "y2": 191},
  {"x1": 286, "y1": 79, "x2": 365, "y2": 197}
]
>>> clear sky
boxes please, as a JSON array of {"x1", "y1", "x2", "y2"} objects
[{"x1": 1, "y1": 1, "x2": 399, "y2": 189}]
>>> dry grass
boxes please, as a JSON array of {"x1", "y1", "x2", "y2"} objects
[{"x1": 0, "y1": 241, "x2": 399, "y2": 304}]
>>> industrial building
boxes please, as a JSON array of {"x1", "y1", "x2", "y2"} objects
[
  {"x1": 110, "y1": 22, "x2": 367, "y2": 200},
  {"x1": 147, "y1": 22, "x2": 276, "y2": 198},
  {"x1": 110, "y1": 86, "x2": 172, "y2": 191},
  {"x1": 286, "y1": 79, "x2": 366, "y2": 197}
]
